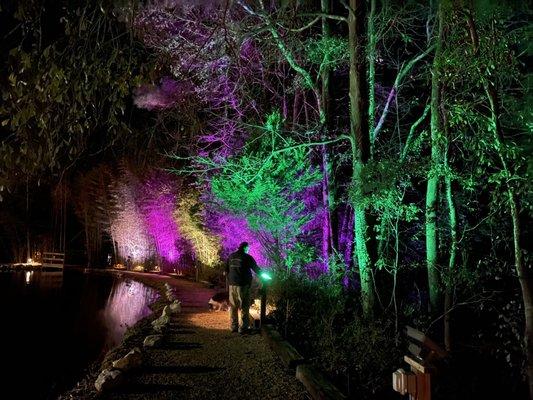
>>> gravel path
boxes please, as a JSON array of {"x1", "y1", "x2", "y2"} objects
[{"x1": 100, "y1": 274, "x2": 309, "y2": 400}]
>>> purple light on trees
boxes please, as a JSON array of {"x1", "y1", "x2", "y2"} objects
[
  {"x1": 145, "y1": 196, "x2": 180, "y2": 263},
  {"x1": 300, "y1": 183, "x2": 329, "y2": 275},
  {"x1": 134, "y1": 77, "x2": 192, "y2": 110},
  {"x1": 141, "y1": 174, "x2": 182, "y2": 265},
  {"x1": 111, "y1": 171, "x2": 184, "y2": 268},
  {"x1": 210, "y1": 212, "x2": 268, "y2": 267}
]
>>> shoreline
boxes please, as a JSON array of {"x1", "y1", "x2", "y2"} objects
[{"x1": 57, "y1": 270, "x2": 175, "y2": 400}]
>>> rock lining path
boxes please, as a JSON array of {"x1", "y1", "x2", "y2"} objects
[{"x1": 102, "y1": 274, "x2": 309, "y2": 400}]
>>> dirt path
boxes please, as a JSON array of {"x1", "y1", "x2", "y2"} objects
[{"x1": 101, "y1": 274, "x2": 309, "y2": 400}]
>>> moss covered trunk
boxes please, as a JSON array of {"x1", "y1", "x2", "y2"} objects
[{"x1": 348, "y1": 0, "x2": 373, "y2": 316}]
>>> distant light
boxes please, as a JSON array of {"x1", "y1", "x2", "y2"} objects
[{"x1": 27, "y1": 258, "x2": 33, "y2": 264}]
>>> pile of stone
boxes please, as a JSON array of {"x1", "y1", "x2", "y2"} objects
[{"x1": 94, "y1": 347, "x2": 143, "y2": 392}]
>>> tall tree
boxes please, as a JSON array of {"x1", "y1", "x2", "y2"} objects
[
  {"x1": 426, "y1": 0, "x2": 444, "y2": 313},
  {"x1": 348, "y1": 0, "x2": 374, "y2": 316},
  {"x1": 320, "y1": 0, "x2": 334, "y2": 272}
]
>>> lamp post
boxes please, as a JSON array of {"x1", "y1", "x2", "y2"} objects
[{"x1": 259, "y1": 271, "x2": 272, "y2": 327}]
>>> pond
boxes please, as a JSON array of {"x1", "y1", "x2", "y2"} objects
[{"x1": 0, "y1": 270, "x2": 158, "y2": 399}]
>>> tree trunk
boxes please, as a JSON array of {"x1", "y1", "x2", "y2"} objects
[
  {"x1": 84, "y1": 207, "x2": 91, "y2": 267},
  {"x1": 444, "y1": 175, "x2": 457, "y2": 351},
  {"x1": 320, "y1": 0, "x2": 334, "y2": 272},
  {"x1": 367, "y1": 0, "x2": 377, "y2": 152},
  {"x1": 348, "y1": 0, "x2": 373, "y2": 316},
  {"x1": 426, "y1": 1, "x2": 444, "y2": 313}
]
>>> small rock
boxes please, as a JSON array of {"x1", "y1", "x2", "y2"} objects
[
  {"x1": 112, "y1": 347, "x2": 143, "y2": 371},
  {"x1": 151, "y1": 314, "x2": 170, "y2": 332},
  {"x1": 170, "y1": 300, "x2": 181, "y2": 313},
  {"x1": 162, "y1": 305, "x2": 171, "y2": 316},
  {"x1": 151, "y1": 314, "x2": 170, "y2": 326},
  {"x1": 94, "y1": 368, "x2": 123, "y2": 392},
  {"x1": 143, "y1": 334, "x2": 164, "y2": 348}
]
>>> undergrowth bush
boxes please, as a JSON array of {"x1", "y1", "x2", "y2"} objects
[
  {"x1": 198, "y1": 262, "x2": 226, "y2": 286},
  {"x1": 269, "y1": 271, "x2": 401, "y2": 399}
]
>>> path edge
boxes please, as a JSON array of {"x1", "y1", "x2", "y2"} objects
[{"x1": 261, "y1": 324, "x2": 347, "y2": 400}]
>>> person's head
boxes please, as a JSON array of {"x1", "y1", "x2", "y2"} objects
[{"x1": 238, "y1": 242, "x2": 249, "y2": 254}]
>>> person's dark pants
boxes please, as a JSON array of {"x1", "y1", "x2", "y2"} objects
[{"x1": 229, "y1": 284, "x2": 251, "y2": 332}]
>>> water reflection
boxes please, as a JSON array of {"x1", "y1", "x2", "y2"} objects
[
  {"x1": 0, "y1": 271, "x2": 158, "y2": 399},
  {"x1": 25, "y1": 270, "x2": 33, "y2": 284},
  {"x1": 102, "y1": 279, "x2": 159, "y2": 346}
]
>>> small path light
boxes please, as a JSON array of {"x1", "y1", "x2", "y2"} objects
[
  {"x1": 259, "y1": 270, "x2": 273, "y2": 328},
  {"x1": 259, "y1": 271, "x2": 272, "y2": 281}
]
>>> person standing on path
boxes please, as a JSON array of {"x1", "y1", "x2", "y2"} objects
[{"x1": 225, "y1": 242, "x2": 260, "y2": 334}]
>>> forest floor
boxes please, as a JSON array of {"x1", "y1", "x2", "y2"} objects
[{"x1": 60, "y1": 271, "x2": 308, "y2": 400}]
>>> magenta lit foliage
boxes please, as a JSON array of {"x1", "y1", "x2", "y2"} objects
[
  {"x1": 111, "y1": 170, "x2": 189, "y2": 271},
  {"x1": 140, "y1": 173, "x2": 184, "y2": 267},
  {"x1": 134, "y1": 77, "x2": 193, "y2": 110},
  {"x1": 209, "y1": 211, "x2": 268, "y2": 267},
  {"x1": 134, "y1": 5, "x2": 263, "y2": 157}
]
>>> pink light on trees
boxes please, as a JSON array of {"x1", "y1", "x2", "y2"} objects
[
  {"x1": 134, "y1": 77, "x2": 192, "y2": 110},
  {"x1": 141, "y1": 175, "x2": 182, "y2": 264},
  {"x1": 210, "y1": 212, "x2": 268, "y2": 267},
  {"x1": 145, "y1": 198, "x2": 180, "y2": 263}
]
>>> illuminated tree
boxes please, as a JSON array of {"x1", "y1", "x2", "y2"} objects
[
  {"x1": 207, "y1": 112, "x2": 321, "y2": 269},
  {"x1": 111, "y1": 174, "x2": 154, "y2": 264},
  {"x1": 140, "y1": 173, "x2": 183, "y2": 266},
  {"x1": 206, "y1": 209, "x2": 268, "y2": 267},
  {"x1": 174, "y1": 193, "x2": 220, "y2": 268}
]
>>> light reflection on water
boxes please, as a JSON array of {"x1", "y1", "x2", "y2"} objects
[
  {"x1": 102, "y1": 279, "x2": 159, "y2": 346},
  {"x1": 0, "y1": 270, "x2": 159, "y2": 399},
  {"x1": 25, "y1": 270, "x2": 33, "y2": 284}
]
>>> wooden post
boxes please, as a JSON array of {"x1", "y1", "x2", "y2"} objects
[
  {"x1": 404, "y1": 356, "x2": 431, "y2": 400},
  {"x1": 260, "y1": 283, "x2": 267, "y2": 327}
]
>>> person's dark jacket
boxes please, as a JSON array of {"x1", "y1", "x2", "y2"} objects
[{"x1": 225, "y1": 250, "x2": 259, "y2": 286}]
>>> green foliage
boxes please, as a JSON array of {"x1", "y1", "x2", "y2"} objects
[
  {"x1": 0, "y1": 2, "x2": 149, "y2": 186},
  {"x1": 209, "y1": 112, "x2": 320, "y2": 253},
  {"x1": 352, "y1": 159, "x2": 422, "y2": 223},
  {"x1": 210, "y1": 148, "x2": 318, "y2": 238},
  {"x1": 305, "y1": 35, "x2": 349, "y2": 72},
  {"x1": 285, "y1": 242, "x2": 316, "y2": 273}
]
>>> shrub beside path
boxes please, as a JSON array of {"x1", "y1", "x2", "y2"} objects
[{"x1": 102, "y1": 274, "x2": 309, "y2": 400}]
